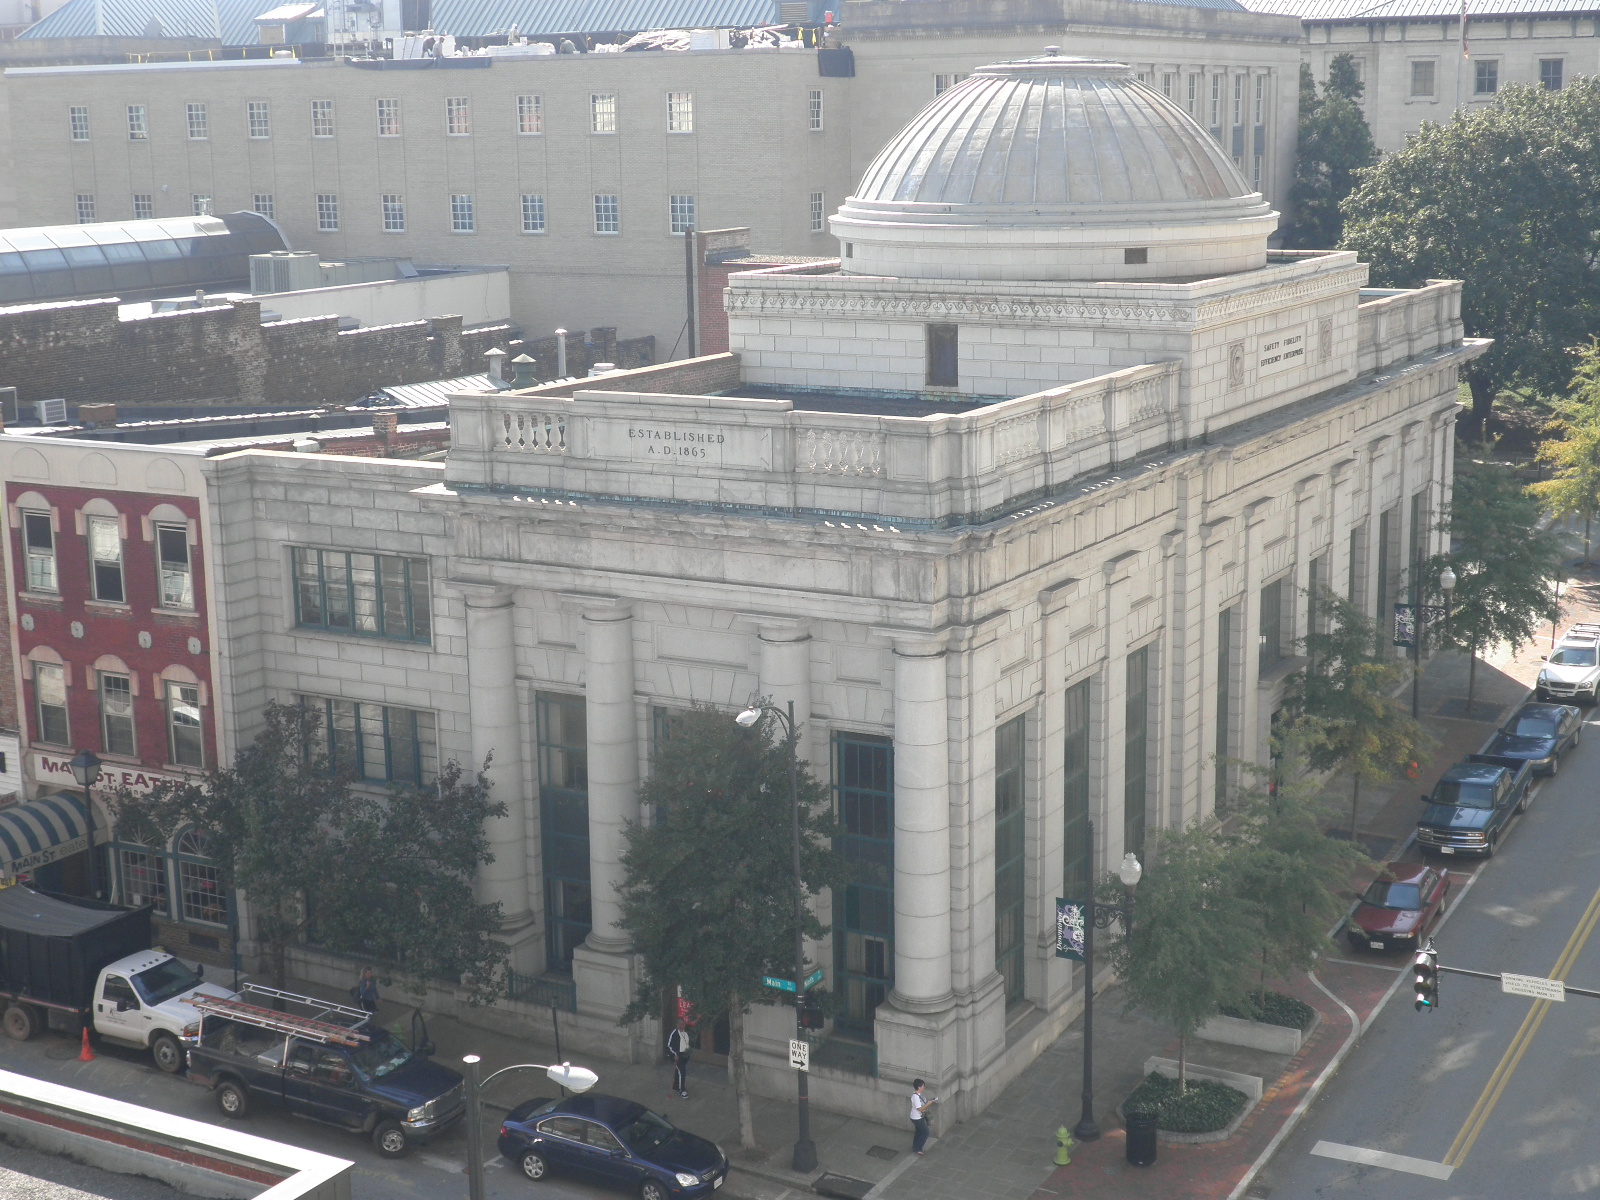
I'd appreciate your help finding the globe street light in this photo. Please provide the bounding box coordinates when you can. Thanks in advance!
[1071,819,1141,1143]
[735,699,817,1174]
[67,749,102,897]
[463,1055,598,1200]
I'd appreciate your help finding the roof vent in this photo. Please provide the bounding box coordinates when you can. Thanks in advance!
[36,399,67,425]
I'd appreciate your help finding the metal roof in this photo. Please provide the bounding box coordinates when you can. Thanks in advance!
[378,373,495,407]
[429,0,780,36]
[1241,0,1600,18]
[20,0,267,45]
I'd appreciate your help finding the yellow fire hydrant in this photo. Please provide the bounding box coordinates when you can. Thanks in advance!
[1054,1126,1075,1166]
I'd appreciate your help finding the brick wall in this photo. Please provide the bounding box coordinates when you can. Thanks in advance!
[221,424,452,459]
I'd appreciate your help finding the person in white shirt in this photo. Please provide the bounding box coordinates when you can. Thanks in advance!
[910,1078,937,1154]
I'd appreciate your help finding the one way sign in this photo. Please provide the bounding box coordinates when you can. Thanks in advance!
[789,1039,810,1071]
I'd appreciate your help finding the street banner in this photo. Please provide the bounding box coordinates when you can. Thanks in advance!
[1056,897,1086,962]
[1394,603,1417,648]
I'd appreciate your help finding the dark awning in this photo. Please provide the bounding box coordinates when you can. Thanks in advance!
[0,792,91,879]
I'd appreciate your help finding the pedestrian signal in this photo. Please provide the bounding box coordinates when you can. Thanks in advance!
[1413,945,1439,1011]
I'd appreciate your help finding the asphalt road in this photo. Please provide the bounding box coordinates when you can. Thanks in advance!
[1260,718,1600,1198]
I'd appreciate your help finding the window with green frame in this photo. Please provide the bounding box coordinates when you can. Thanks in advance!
[298,695,437,784]
[1062,679,1091,903]
[994,714,1026,1004]
[538,693,590,973]
[292,547,431,642]
[833,732,893,1041]
[1125,647,1152,861]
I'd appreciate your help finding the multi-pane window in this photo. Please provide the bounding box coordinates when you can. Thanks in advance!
[810,190,825,233]
[311,98,335,137]
[381,194,405,232]
[100,673,135,757]
[517,93,542,134]
[88,515,125,603]
[376,97,401,136]
[590,92,617,133]
[23,511,56,593]
[117,843,168,914]
[1233,73,1244,126]
[191,194,212,217]
[1259,578,1285,672]
[34,663,68,745]
[1210,74,1222,129]
[1062,678,1090,902]
[1125,646,1151,861]
[133,193,154,220]
[834,732,893,1038]
[1215,608,1233,811]
[669,194,695,234]
[521,193,546,234]
[994,714,1026,1005]
[594,194,619,234]
[292,547,431,641]
[316,193,339,232]
[1541,58,1564,90]
[300,695,438,784]
[808,88,824,131]
[252,193,275,219]
[186,102,208,139]
[1411,60,1436,97]
[156,523,192,608]
[167,681,203,767]
[1187,73,1199,116]
[127,105,148,140]
[446,96,471,135]
[69,105,90,141]
[1162,72,1175,98]
[666,91,693,132]
[538,693,590,971]
[75,195,95,224]
[176,830,225,924]
[1255,73,1265,123]
[1474,60,1498,95]
[247,99,271,138]
[450,193,475,233]
[934,73,966,95]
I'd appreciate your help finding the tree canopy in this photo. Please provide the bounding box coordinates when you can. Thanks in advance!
[1340,77,1600,430]
[1285,56,1378,250]
[1530,339,1600,564]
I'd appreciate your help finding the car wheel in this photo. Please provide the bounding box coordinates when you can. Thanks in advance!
[641,1179,670,1200]
[1550,754,1561,778]
[3,1003,40,1042]
[215,1081,249,1119]
[1484,833,1498,858]
[373,1120,411,1158]
[151,1033,184,1074]
[520,1151,549,1181]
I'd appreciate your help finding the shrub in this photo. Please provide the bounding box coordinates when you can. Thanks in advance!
[1123,1072,1249,1134]
[1219,989,1316,1031]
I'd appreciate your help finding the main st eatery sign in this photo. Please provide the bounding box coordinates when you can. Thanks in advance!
[32,751,187,795]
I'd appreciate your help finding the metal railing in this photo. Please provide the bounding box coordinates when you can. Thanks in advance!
[507,971,578,1013]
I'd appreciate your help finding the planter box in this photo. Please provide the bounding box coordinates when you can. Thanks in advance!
[1119,1058,1265,1145]
[1196,1009,1319,1054]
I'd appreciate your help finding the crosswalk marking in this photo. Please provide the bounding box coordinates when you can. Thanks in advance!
[1311,1140,1454,1180]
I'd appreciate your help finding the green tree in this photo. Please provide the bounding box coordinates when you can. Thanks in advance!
[1426,458,1563,711]
[1282,589,1430,840]
[1285,55,1378,249]
[1529,340,1600,564]
[618,703,848,1150]
[1340,77,1600,434]
[110,701,510,1002]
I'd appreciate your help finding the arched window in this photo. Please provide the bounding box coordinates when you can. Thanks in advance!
[175,828,226,925]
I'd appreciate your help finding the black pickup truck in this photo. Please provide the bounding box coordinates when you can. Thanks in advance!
[1416,753,1537,859]
[185,985,464,1158]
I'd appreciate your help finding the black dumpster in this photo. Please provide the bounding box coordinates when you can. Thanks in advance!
[1125,1110,1159,1167]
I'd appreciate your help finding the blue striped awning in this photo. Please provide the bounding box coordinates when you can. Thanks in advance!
[0,793,92,879]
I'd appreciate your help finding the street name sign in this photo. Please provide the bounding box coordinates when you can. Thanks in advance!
[789,1039,809,1071]
[762,969,824,994]
[1502,972,1565,1001]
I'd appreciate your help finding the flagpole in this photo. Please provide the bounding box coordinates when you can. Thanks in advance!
[1456,0,1467,116]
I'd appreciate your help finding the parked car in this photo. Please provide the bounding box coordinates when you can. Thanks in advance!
[498,1093,728,1200]
[1485,702,1583,775]
[1416,754,1536,858]
[1537,623,1600,703]
[1347,863,1451,952]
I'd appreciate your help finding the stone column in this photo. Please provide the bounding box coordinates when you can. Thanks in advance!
[756,619,813,759]
[889,641,953,1007]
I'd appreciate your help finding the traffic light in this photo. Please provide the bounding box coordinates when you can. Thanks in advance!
[799,988,825,1030]
[1413,945,1439,1011]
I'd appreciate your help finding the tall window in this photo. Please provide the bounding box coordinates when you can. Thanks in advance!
[166,681,203,768]
[1063,679,1091,904]
[133,193,154,220]
[590,93,617,133]
[808,88,824,131]
[538,693,590,972]
[176,830,226,924]
[1255,72,1265,122]
[446,96,471,135]
[300,696,438,784]
[994,714,1026,1004]
[116,840,168,913]
[252,193,275,219]
[156,523,193,608]
[1259,578,1285,672]
[810,190,825,233]
[1348,525,1368,613]
[1210,75,1222,128]
[517,93,542,134]
[69,105,90,141]
[669,194,695,234]
[1233,73,1244,126]
[1187,73,1199,115]
[1411,60,1436,97]
[292,547,431,641]
[311,99,335,137]
[1124,646,1151,861]
[1377,506,1399,651]
[100,672,135,756]
[186,102,208,139]
[316,193,339,232]
[1215,609,1233,812]
[75,195,95,224]
[521,193,546,234]
[934,73,965,95]
[1540,58,1564,91]
[834,733,893,1039]
[926,323,958,387]
[1474,60,1498,95]
[377,97,401,136]
[127,105,148,141]
[191,195,212,217]
[88,515,125,603]
[34,663,68,745]
[1409,490,1426,600]
[247,100,271,138]
[450,193,475,233]
[381,194,405,232]
[666,90,693,132]
[594,194,619,234]
[24,511,56,592]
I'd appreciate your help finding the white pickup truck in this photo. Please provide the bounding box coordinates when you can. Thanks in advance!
[90,950,239,1072]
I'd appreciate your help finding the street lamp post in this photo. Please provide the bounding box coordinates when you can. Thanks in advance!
[1072,819,1142,1143]
[1409,567,1458,720]
[67,749,102,898]
[462,1056,598,1200]
[735,699,816,1174]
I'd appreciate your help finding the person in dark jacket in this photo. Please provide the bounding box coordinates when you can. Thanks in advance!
[355,967,380,1016]
[667,1019,692,1098]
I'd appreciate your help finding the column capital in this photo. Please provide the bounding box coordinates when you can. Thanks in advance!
[558,592,633,621]
[736,612,812,642]
[881,628,951,658]
[450,579,516,608]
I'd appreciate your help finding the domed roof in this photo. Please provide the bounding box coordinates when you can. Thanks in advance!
[832,56,1277,283]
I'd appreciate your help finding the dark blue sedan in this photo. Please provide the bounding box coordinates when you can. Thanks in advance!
[498,1093,727,1200]
[1485,702,1583,776]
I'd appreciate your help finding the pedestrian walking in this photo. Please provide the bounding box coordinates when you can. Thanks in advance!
[910,1079,938,1155]
[667,1018,692,1099]
[355,967,380,1016]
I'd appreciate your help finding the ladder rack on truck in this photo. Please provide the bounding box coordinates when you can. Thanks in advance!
[190,984,372,1047]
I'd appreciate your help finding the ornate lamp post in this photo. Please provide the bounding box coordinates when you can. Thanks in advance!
[463,1056,598,1200]
[735,699,817,1174]
[67,749,102,897]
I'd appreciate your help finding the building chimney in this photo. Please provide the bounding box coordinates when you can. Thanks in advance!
[292,437,321,454]
[554,328,568,379]
[484,347,507,387]
[373,411,399,457]
[78,403,118,428]
[512,353,536,387]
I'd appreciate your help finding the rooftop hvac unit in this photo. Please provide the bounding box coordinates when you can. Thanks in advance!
[689,27,729,49]
[36,398,68,425]
[250,251,323,295]
[776,2,809,23]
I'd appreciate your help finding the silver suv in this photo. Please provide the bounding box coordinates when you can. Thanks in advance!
[1538,624,1600,704]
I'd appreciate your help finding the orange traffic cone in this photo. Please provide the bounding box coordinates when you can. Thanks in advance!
[79,1028,94,1062]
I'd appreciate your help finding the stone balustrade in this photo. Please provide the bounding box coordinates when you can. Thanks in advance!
[1356,278,1464,378]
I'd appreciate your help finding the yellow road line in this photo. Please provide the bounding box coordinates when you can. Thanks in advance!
[1442,877,1600,1168]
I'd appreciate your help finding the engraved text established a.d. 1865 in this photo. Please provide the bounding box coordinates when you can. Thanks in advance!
[627,426,727,458]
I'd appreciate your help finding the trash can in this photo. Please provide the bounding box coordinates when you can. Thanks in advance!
[1125,1110,1159,1167]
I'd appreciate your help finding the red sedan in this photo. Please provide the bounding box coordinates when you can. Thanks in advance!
[1346,863,1451,953]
